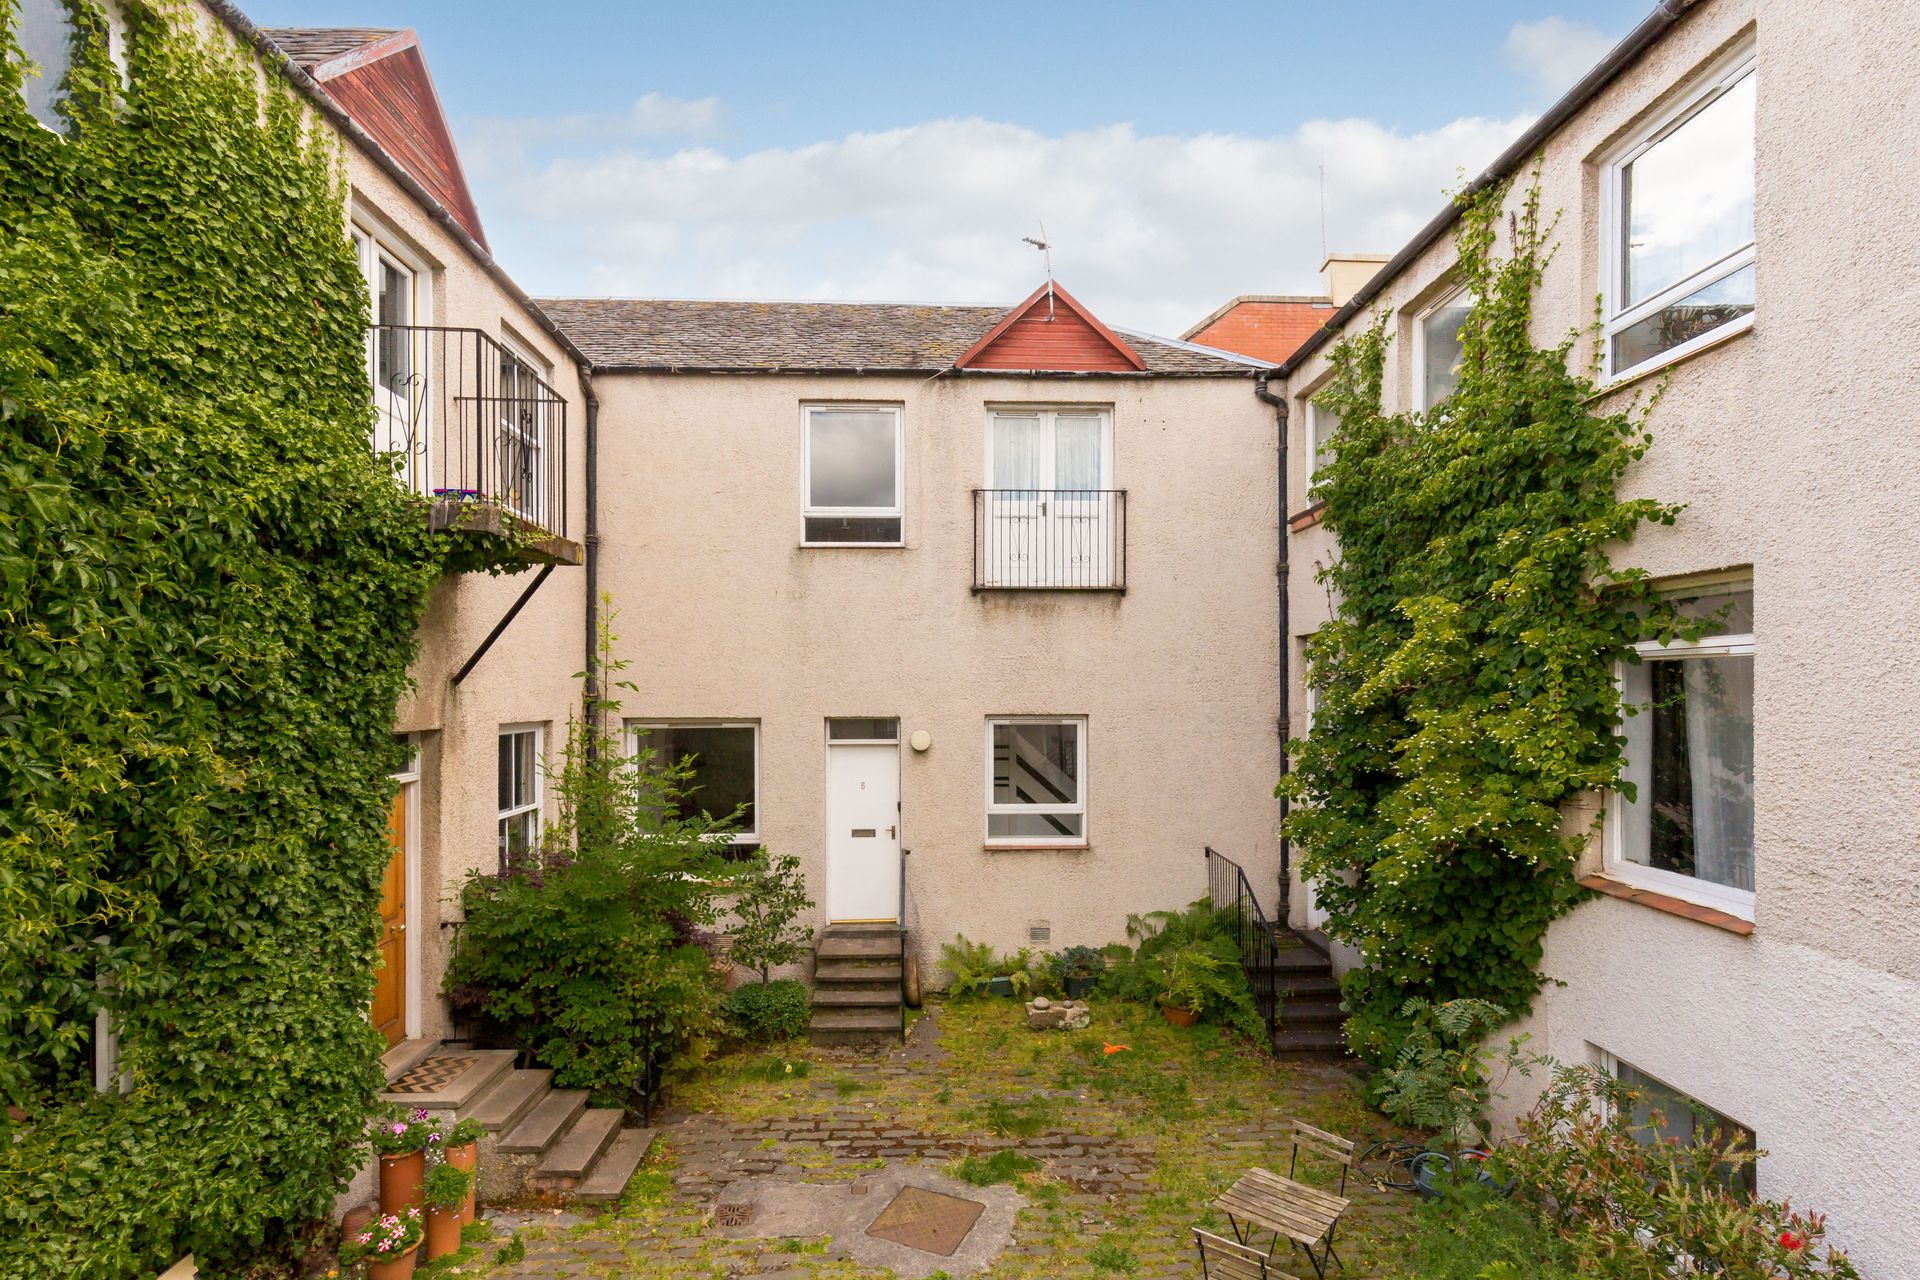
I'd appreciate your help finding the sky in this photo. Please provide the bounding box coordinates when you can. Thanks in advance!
[241,1,1652,336]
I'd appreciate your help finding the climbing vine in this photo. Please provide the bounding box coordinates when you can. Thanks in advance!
[1281,177,1690,1063]
[0,3,518,1274]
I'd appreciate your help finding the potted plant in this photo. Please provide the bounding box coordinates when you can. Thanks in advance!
[1159,942,1223,1028]
[371,1106,439,1216]
[339,1207,424,1280]
[421,1162,473,1261]
[1052,946,1105,1000]
[444,1116,484,1225]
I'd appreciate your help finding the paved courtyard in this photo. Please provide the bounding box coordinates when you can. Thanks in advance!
[460,1000,1419,1279]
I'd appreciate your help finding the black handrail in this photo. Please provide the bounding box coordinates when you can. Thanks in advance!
[898,848,911,1015]
[1205,846,1279,1042]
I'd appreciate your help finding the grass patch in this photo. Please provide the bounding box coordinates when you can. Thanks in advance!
[970,1093,1060,1138]
[739,1054,812,1083]
[1089,1239,1141,1273]
[831,1074,878,1096]
[953,1150,1041,1186]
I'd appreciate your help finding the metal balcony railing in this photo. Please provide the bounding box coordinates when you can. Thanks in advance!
[367,324,568,537]
[971,489,1127,592]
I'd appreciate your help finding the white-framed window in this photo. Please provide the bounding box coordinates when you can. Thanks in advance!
[827,717,899,744]
[986,716,1087,845]
[497,332,551,526]
[802,404,903,545]
[981,406,1118,589]
[352,223,430,489]
[1607,583,1754,917]
[629,721,760,841]
[1412,285,1472,409]
[986,406,1112,494]
[1304,394,1340,497]
[11,0,125,135]
[1599,1051,1757,1198]
[1602,45,1756,380]
[497,726,542,868]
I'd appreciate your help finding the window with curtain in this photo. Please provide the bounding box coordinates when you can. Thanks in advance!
[803,405,902,544]
[1605,48,1755,376]
[1418,288,1472,408]
[1612,587,1755,913]
[14,0,75,132]
[986,717,1086,843]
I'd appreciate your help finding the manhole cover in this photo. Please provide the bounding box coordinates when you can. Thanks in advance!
[388,1055,476,1094]
[713,1203,754,1227]
[865,1186,986,1257]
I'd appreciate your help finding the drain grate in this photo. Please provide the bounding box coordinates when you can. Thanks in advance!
[713,1203,754,1228]
[387,1055,476,1094]
[865,1186,986,1257]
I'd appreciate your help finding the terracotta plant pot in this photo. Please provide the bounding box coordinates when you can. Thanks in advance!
[446,1140,479,1225]
[366,1250,418,1280]
[1161,1003,1199,1028]
[377,1149,426,1217]
[424,1204,463,1260]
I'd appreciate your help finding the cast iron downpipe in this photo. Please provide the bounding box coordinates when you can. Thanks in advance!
[581,369,602,756]
[1254,370,1292,919]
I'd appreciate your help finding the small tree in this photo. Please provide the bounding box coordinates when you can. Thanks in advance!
[726,852,814,982]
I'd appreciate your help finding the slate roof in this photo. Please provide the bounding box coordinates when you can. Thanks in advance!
[537,298,1266,376]
[260,28,398,67]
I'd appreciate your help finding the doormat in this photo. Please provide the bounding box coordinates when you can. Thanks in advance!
[388,1055,476,1094]
[865,1186,986,1257]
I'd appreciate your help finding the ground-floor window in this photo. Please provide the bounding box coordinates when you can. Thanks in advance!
[630,721,760,842]
[1605,1052,1757,1198]
[986,716,1086,844]
[1609,584,1755,916]
[497,726,542,870]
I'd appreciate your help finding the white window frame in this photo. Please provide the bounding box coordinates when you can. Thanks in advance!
[14,0,126,136]
[982,405,1115,493]
[1411,284,1472,411]
[496,330,551,525]
[984,715,1088,848]
[497,725,543,860]
[352,220,432,492]
[628,720,761,843]
[800,403,905,547]
[1603,588,1756,919]
[1600,44,1757,383]
[1302,393,1336,498]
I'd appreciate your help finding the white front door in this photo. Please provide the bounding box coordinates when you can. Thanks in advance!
[826,742,900,922]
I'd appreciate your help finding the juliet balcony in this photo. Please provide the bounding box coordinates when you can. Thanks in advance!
[368,324,578,564]
[971,489,1128,592]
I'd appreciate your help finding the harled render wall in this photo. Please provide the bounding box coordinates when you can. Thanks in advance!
[590,370,1283,973]
[336,137,589,1043]
[1281,0,1920,1270]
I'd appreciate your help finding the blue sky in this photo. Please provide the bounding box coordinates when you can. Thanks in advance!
[243,1,1651,333]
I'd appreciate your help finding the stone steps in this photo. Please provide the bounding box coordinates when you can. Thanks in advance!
[575,1128,656,1203]
[498,1088,588,1155]
[530,1107,623,1189]
[378,1048,516,1116]
[1246,929,1353,1061]
[467,1068,552,1135]
[809,925,906,1047]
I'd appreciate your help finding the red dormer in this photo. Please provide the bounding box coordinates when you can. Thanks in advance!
[264,27,488,250]
[955,282,1146,373]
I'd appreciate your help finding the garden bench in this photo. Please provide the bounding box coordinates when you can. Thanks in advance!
[1211,1121,1355,1279]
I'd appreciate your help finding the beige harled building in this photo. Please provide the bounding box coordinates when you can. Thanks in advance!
[1273,0,1920,1270]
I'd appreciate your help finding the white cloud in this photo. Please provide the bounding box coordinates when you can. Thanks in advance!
[467,112,1532,337]
[460,92,719,182]
[1503,17,1615,101]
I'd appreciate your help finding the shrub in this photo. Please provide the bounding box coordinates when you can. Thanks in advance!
[721,979,812,1043]
[1373,998,1526,1156]
[422,1162,473,1211]
[1496,1064,1859,1278]
[725,852,815,981]
[1393,1179,1582,1280]
[1097,901,1265,1042]
[447,614,730,1111]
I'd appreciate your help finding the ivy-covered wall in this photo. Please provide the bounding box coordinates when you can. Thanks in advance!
[1280,181,1688,1062]
[0,3,509,1272]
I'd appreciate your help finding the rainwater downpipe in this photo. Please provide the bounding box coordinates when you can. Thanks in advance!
[581,368,602,756]
[1254,370,1292,920]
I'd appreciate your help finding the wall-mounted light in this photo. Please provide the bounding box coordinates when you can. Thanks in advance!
[909,730,932,753]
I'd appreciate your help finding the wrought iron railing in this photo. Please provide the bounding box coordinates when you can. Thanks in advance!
[1205,846,1279,1041]
[971,489,1126,591]
[367,324,569,537]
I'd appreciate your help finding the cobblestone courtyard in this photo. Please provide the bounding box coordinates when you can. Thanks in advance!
[457,1001,1419,1279]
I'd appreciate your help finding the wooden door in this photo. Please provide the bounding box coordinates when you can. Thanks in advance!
[371,787,408,1047]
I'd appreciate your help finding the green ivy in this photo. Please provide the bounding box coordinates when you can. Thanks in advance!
[0,3,521,1274]
[1280,177,1690,1063]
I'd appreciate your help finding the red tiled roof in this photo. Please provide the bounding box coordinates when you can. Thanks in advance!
[1181,296,1335,366]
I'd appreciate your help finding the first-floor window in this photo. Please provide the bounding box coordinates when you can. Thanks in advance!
[1607,1054,1757,1198]
[1304,396,1339,496]
[1610,585,1755,915]
[1416,286,1472,408]
[986,716,1086,844]
[630,721,759,841]
[497,727,542,868]
[803,405,903,544]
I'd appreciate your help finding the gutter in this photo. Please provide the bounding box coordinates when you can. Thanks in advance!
[1254,370,1292,918]
[1273,0,1692,380]
[199,0,593,375]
